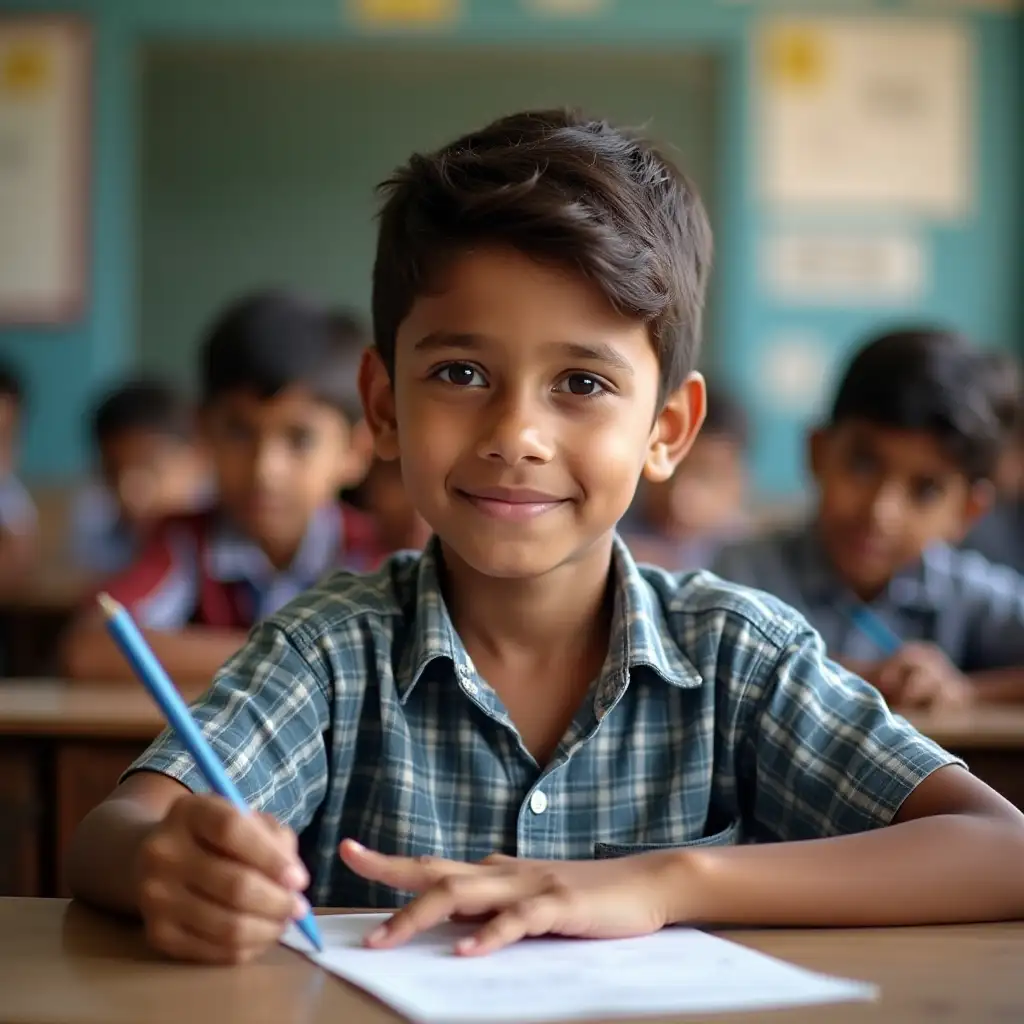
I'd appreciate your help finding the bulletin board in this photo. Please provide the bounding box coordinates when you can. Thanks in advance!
[0,17,90,325]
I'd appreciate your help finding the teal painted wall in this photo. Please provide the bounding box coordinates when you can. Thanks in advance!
[0,0,1020,499]
[138,45,719,387]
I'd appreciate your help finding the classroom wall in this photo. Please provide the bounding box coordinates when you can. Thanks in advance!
[0,0,1020,498]
[138,45,719,386]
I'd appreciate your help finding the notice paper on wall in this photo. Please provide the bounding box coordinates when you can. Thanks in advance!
[283,914,877,1022]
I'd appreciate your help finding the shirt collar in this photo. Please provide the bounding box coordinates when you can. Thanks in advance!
[205,505,340,587]
[395,534,703,704]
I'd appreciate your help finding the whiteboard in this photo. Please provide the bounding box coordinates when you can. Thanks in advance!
[0,17,89,324]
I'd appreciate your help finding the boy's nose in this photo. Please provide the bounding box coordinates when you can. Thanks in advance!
[475,396,554,466]
[866,483,904,530]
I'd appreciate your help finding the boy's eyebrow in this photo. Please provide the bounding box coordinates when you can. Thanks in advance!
[413,332,635,375]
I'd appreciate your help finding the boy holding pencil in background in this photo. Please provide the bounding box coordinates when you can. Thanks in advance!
[70,111,1024,964]
[62,290,378,684]
[714,329,1024,710]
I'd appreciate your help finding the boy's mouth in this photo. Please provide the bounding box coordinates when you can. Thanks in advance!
[456,486,568,521]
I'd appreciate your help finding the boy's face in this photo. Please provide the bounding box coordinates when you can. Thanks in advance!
[100,430,204,525]
[645,434,745,540]
[811,420,990,598]
[363,246,702,580]
[201,387,365,549]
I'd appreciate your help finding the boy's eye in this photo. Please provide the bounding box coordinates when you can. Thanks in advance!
[554,373,606,397]
[911,477,943,504]
[286,427,314,451]
[436,363,486,388]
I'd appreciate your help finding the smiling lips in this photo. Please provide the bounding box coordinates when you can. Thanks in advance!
[457,486,568,521]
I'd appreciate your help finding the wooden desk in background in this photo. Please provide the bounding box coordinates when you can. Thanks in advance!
[1,900,1022,1024]
[905,705,1024,809]
[0,682,163,898]
[0,566,95,677]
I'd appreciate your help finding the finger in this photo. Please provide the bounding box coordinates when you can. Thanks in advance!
[340,840,475,892]
[184,846,307,922]
[186,798,307,889]
[459,894,564,956]
[898,668,935,709]
[366,874,538,949]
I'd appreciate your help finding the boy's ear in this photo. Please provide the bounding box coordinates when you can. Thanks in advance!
[359,347,400,462]
[643,373,707,484]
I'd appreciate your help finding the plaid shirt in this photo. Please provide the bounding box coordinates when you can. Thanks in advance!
[127,536,957,907]
[712,523,1024,672]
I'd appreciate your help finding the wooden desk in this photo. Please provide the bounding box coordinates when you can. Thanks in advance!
[1,900,1022,1024]
[0,682,163,898]
[906,706,1024,809]
[0,566,95,676]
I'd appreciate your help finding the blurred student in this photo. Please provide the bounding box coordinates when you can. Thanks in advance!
[69,379,209,575]
[714,327,1024,710]
[62,290,379,683]
[0,363,36,591]
[625,381,747,569]
[961,351,1024,572]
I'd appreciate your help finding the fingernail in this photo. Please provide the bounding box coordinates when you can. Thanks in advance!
[456,936,477,953]
[285,864,308,889]
[346,840,366,854]
[293,895,310,920]
[366,924,389,945]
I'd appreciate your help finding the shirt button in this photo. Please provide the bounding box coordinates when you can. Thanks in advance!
[529,789,548,815]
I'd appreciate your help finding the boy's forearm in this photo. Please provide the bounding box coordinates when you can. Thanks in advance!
[668,813,1024,928]
[969,668,1024,704]
[62,622,247,685]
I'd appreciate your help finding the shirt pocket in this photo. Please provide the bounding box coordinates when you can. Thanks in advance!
[593,820,741,859]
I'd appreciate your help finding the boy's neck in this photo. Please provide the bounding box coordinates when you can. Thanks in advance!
[439,535,616,670]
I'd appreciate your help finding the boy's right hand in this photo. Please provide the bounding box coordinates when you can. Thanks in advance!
[135,794,310,964]
[867,643,974,711]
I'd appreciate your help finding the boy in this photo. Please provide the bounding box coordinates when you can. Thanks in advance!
[625,380,747,569]
[69,112,1024,964]
[713,328,1024,710]
[69,379,209,575]
[61,290,378,684]
[351,456,431,554]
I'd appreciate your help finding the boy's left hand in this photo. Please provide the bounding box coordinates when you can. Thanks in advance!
[872,642,975,710]
[338,839,680,955]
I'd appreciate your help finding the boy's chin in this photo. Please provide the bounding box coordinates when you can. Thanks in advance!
[440,535,600,582]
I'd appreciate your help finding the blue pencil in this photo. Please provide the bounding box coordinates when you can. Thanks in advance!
[97,592,324,953]
[847,604,902,657]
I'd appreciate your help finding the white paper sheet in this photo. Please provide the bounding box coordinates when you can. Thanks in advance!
[283,914,877,1022]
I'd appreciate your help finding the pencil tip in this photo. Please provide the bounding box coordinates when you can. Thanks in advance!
[96,592,120,618]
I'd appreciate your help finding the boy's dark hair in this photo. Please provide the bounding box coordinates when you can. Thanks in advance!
[0,362,24,407]
[701,381,748,448]
[828,327,1004,482]
[372,109,712,403]
[92,379,192,447]
[201,290,365,422]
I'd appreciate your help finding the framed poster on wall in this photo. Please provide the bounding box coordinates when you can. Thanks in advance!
[0,17,90,325]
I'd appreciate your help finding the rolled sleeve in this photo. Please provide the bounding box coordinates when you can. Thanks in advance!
[123,619,332,832]
[743,624,962,841]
